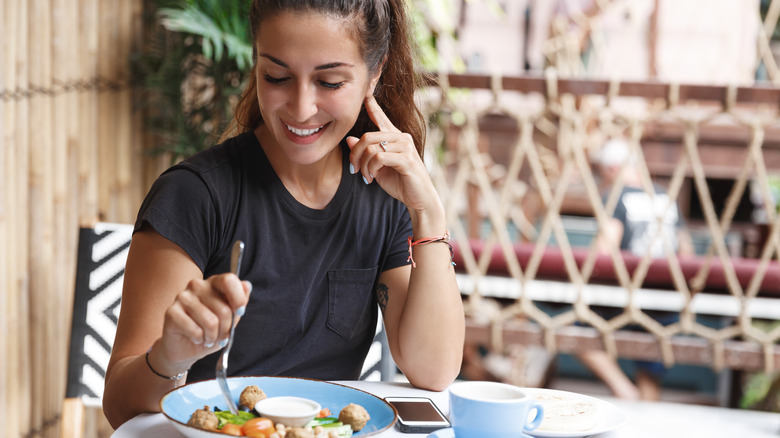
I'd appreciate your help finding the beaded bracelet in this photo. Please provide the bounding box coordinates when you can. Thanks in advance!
[407,230,456,268]
[146,347,189,383]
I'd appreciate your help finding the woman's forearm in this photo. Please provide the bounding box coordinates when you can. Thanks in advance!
[103,343,188,428]
[395,206,465,390]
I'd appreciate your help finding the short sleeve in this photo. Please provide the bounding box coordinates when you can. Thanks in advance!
[134,168,218,272]
[381,207,413,272]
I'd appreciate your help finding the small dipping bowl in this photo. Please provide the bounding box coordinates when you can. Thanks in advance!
[254,396,321,427]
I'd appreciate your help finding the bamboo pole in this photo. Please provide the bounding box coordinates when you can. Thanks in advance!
[3,0,21,435]
[28,0,55,436]
[98,0,119,221]
[131,0,147,218]
[0,0,8,434]
[79,0,99,227]
[52,0,79,436]
[117,0,134,222]
[13,0,31,437]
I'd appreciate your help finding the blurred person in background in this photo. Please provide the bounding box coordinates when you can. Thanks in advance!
[577,137,693,401]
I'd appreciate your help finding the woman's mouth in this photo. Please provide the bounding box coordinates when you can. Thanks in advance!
[283,122,329,145]
[285,123,326,137]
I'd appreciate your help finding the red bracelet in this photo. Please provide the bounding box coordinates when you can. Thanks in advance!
[407,231,456,268]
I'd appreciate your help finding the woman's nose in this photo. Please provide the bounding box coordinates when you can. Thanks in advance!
[288,83,318,121]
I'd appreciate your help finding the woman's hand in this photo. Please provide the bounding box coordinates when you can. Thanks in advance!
[153,274,252,376]
[346,96,441,215]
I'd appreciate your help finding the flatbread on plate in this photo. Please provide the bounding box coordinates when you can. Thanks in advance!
[530,392,599,432]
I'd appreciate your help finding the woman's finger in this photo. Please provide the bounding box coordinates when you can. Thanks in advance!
[211,273,249,315]
[365,96,400,133]
[165,298,206,346]
[171,288,222,347]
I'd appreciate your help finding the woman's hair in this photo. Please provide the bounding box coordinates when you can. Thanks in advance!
[219,0,427,158]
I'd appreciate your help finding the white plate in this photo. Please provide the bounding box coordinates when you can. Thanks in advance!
[523,388,627,438]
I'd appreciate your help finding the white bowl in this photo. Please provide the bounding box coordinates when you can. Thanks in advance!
[254,396,321,427]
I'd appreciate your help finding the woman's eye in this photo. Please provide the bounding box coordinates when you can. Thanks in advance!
[263,74,288,85]
[320,81,345,89]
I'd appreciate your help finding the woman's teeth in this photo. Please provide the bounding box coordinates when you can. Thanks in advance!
[286,124,324,137]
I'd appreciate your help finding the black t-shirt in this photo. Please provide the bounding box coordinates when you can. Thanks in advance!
[134,131,412,382]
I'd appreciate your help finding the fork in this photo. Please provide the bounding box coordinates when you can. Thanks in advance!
[216,240,244,415]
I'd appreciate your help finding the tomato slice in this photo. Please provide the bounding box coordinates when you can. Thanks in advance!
[241,417,275,438]
[220,423,243,436]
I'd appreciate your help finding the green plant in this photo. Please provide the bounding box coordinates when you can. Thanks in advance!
[739,319,780,412]
[136,0,252,163]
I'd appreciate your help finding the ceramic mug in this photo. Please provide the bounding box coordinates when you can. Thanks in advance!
[447,381,544,438]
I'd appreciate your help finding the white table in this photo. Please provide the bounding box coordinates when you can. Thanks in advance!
[111,380,780,438]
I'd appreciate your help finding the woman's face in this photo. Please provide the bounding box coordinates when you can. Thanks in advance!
[254,11,379,166]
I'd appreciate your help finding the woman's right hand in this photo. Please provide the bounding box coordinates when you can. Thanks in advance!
[151,273,252,377]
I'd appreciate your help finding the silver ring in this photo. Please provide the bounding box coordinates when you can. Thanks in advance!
[379,140,388,152]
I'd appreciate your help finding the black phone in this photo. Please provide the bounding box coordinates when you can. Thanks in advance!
[384,396,450,433]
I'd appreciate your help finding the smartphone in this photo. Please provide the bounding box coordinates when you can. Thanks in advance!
[384,396,450,433]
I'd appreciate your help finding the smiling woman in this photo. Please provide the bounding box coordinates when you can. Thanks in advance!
[102,0,464,430]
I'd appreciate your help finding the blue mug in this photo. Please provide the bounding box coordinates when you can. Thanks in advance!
[448,381,544,438]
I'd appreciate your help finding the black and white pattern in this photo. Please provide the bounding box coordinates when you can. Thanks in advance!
[66,223,133,403]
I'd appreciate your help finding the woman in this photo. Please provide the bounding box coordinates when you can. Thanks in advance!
[103,0,464,428]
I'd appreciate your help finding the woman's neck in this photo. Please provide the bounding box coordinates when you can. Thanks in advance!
[254,126,343,210]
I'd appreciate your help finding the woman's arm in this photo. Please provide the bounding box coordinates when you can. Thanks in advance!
[102,229,250,428]
[348,96,464,391]
[379,202,465,391]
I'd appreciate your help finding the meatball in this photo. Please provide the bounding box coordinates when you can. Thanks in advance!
[187,405,218,431]
[285,427,314,438]
[239,385,267,410]
[338,403,370,432]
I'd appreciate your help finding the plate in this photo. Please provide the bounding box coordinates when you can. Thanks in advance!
[522,388,627,438]
[160,376,397,437]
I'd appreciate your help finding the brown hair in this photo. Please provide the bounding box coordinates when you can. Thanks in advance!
[219,0,427,158]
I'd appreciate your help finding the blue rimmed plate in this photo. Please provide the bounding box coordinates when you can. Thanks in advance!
[160,376,397,437]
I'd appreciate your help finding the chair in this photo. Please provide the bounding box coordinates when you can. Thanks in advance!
[360,317,397,382]
[62,223,396,437]
[62,223,133,438]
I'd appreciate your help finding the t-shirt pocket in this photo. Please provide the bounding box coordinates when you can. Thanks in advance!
[326,267,378,341]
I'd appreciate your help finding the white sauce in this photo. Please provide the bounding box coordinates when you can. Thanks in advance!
[256,397,318,417]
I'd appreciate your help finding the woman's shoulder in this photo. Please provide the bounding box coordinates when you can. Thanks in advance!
[174,131,260,176]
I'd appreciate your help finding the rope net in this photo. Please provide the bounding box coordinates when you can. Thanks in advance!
[420,69,780,381]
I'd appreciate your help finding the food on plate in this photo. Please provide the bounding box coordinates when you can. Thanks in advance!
[241,417,275,437]
[254,396,321,427]
[240,385,268,410]
[188,405,219,431]
[185,384,366,436]
[220,423,243,436]
[286,427,315,438]
[531,392,599,432]
[338,403,370,432]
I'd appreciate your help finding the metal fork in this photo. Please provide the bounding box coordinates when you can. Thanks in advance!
[216,240,244,415]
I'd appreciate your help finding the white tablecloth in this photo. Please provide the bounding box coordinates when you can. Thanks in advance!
[111,380,780,438]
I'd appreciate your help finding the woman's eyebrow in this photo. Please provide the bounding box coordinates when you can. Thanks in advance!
[259,53,353,70]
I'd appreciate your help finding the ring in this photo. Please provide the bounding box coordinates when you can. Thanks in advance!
[379,140,388,152]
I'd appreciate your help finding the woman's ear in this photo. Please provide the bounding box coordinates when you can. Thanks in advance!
[367,75,381,98]
[366,57,387,98]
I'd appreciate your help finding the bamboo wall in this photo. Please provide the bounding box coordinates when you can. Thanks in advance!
[1,1,166,437]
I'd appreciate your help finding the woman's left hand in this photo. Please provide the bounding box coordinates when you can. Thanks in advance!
[346,96,439,213]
